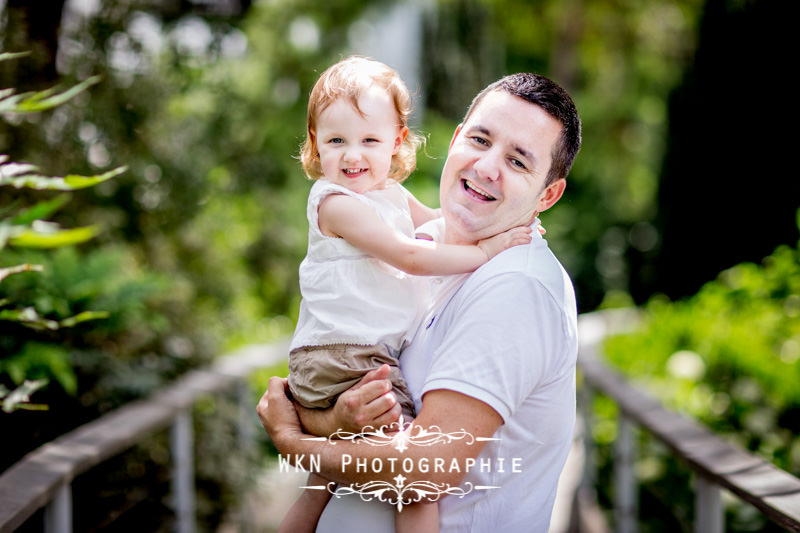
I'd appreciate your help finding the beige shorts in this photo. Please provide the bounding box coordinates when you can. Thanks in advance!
[288,343,415,419]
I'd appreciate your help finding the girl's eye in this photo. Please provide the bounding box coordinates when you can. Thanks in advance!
[329,138,343,144]
[364,138,380,143]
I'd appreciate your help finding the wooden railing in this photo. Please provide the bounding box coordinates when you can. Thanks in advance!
[3,312,800,532]
[0,340,289,533]
[577,310,800,533]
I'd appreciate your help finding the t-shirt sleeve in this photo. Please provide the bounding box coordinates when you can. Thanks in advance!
[421,271,566,422]
[415,217,445,242]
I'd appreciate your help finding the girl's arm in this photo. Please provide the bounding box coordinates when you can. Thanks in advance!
[318,193,531,276]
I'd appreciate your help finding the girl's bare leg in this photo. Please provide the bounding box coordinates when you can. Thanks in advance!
[278,472,332,533]
[395,501,439,533]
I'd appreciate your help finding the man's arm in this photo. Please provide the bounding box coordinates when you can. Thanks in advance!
[258,376,503,488]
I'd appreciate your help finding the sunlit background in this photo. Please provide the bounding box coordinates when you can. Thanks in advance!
[1,0,797,531]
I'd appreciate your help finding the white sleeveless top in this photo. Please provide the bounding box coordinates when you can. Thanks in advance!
[289,179,425,354]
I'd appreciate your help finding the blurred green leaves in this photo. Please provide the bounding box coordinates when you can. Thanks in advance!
[0,378,48,413]
[0,53,127,413]
[0,157,126,191]
[599,218,800,530]
[0,76,103,114]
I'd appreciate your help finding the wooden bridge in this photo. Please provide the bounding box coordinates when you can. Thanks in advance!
[1,311,799,532]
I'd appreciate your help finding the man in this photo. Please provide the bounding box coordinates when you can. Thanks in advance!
[258,72,581,532]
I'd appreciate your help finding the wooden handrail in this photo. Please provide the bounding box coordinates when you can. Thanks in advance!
[577,310,800,532]
[0,341,289,533]
[4,311,800,532]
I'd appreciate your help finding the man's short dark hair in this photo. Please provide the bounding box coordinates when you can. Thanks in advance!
[464,73,581,185]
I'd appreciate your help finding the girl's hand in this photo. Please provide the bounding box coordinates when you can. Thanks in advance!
[477,226,533,259]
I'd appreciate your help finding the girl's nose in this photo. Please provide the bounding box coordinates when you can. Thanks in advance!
[343,147,362,163]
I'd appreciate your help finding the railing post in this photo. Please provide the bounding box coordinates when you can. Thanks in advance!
[695,474,723,533]
[44,483,72,533]
[614,414,637,533]
[580,384,596,492]
[171,409,196,533]
[235,379,256,533]
[237,379,254,448]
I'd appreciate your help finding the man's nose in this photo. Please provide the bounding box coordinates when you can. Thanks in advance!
[473,149,501,181]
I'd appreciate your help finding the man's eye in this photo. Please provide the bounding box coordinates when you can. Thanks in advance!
[471,136,489,146]
[510,158,527,170]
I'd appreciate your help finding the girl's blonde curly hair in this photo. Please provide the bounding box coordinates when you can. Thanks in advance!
[300,56,422,183]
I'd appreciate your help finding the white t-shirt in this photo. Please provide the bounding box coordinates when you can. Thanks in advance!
[290,179,426,353]
[316,225,578,532]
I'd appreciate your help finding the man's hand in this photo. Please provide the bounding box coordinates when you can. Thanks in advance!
[296,364,402,436]
[256,376,304,452]
[257,365,402,445]
[335,364,402,432]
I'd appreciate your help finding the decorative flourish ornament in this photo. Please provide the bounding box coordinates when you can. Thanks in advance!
[304,415,484,452]
[329,476,499,511]
[300,416,502,511]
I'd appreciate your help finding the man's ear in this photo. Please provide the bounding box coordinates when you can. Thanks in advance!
[537,179,566,214]
[448,124,463,151]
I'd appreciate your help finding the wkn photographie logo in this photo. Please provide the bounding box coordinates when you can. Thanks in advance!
[277,417,523,511]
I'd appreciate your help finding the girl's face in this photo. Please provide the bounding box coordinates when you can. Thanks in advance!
[314,86,407,194]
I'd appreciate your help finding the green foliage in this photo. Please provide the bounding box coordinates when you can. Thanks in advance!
[0,156,124,191]
[5,0,792,528]
[0,53,127,413]
[0,378,47,413]
[0,244,178,398]
[421,0,706,309]
[1,342,76,394]
[0,1,375,527]
[0,52,102,113]
[597,222,800,531]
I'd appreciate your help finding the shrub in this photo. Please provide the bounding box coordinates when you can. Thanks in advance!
[596,212,800,531]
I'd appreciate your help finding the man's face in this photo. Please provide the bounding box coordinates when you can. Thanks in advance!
[439,89,565,244]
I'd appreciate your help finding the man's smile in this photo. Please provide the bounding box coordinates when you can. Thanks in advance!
[462,179,496,201]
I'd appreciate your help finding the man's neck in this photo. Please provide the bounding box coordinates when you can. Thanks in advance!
[442,217,541,245]
[443,227,478,246]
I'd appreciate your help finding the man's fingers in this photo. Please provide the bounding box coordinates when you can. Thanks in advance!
[353,364,392,390]
[267,376,289,404]
[374,401,403,428]
[357,376,394,402]
[256,391,269,421]
[360,401,402,431]
[257,376,291,428]
[335,364,400,431]
[356,366,397,419]
[269,375,289,391]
